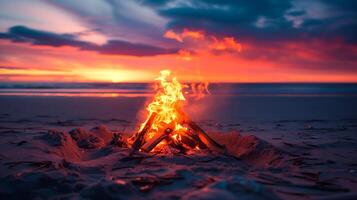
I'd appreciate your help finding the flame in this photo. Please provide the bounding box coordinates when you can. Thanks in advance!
[132,70,211,152]
[139,70,188,143]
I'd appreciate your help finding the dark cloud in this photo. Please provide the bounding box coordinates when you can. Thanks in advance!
[3,26,88,47]
[0,26,177,56]
[139,0,169,7]
[158,0,291,23]
[45,0,357,45]
[157,0,293,41]
[324,0,357,12]
[154,0,357,43]
[83,40,177,56]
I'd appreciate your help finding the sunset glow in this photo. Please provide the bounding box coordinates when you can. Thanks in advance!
[0,0,356,83]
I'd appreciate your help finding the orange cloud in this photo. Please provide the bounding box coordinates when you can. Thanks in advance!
[164,28,242,61]
[163,29,205,42]
[1,35,357,83]
[163,30,183,42]
[177,49,193,61]
[181,29,205,40]
[210,37,242,52]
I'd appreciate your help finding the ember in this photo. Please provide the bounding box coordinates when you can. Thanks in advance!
[129,70,224,154]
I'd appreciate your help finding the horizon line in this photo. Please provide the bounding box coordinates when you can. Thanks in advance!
[1,81,357,84]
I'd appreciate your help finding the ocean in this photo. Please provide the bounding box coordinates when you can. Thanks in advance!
[1,83,357,127]
[0,82,357,97]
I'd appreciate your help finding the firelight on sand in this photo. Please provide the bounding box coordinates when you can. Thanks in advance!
[128,70,224,153]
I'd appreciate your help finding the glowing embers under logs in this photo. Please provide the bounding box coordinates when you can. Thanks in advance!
[128,70,224,154]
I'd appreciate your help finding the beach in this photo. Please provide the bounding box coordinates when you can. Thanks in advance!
[1,84,357,199]
[1,0,357,199]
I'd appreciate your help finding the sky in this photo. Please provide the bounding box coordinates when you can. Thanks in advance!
[0,0,356,83]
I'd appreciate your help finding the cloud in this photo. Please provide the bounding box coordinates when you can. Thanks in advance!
[177,49,193,61]
[163,29,204,42]
[156,0,357,44]
[1,0,356,82]
[1,26,88,47]
[163,29,241,56]
[210,37,241,52]
[163,29,183,42]
[83,40,177,56]
[47,0,168,44]
[0,26,178,56]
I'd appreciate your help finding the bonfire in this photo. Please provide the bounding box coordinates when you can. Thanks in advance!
[128,70,224,154]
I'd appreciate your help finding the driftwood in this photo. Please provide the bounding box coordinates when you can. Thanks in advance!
[187,130,208,149]
[130,113,157,154]
[129,108,224,154]
[176,130,207,150]
[186,119,225,153]
[165,131,196,153]
[178,131,197,148]
[141,128,172,152]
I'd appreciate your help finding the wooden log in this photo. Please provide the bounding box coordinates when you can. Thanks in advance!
[186,119,225,153]
[166,137,187,153]
[141,128,172,152]
[187,129,208,149]
[179,131,198,148]
[165,132,195,153]
[130,113,157,154]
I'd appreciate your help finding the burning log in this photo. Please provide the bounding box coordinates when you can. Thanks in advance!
[186,119,225,154]
[184,129,208,149]
[141,128,172,152]
[130,113,157,154]
[165,131,198,153]
[178,131,198,149]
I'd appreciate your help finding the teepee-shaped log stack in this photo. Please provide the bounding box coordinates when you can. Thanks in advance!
[129,70,224,154]
[130,112,224,154]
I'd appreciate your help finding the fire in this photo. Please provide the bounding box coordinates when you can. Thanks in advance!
[139,70,188,144]
[129,69,224,154]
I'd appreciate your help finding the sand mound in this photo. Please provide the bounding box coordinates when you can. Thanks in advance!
[38,127,283,168]
[69,128,105,149]
[69,125,114,149]
[210,130,284,167]
[37,130,82,161]
[90,125,114,144]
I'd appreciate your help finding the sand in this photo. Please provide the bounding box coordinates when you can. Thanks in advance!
[0,95,357,199]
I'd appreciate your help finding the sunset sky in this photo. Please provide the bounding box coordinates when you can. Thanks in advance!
[0,0,356,82]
